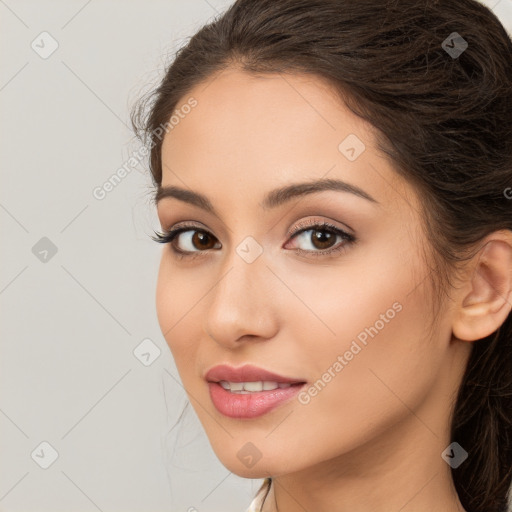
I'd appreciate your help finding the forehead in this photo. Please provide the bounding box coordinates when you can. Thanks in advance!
[159,68,417,218]
[162,67,372,164]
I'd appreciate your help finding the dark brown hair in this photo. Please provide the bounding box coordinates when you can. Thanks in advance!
[131,1,512,511]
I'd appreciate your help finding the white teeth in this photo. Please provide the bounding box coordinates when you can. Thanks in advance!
[218,381,294,393]
[229,382,244,392]
[244,381,263,392]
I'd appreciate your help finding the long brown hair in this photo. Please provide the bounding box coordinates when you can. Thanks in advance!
[131,1,512,510]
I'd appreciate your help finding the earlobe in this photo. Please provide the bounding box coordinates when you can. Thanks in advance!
[452,232,512,342]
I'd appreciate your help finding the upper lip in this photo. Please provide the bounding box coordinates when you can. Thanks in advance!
[205,364,306,384]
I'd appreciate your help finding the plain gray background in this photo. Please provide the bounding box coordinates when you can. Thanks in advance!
[1,1,511,511]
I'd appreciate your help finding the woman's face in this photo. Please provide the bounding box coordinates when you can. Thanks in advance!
[155,68,467,478]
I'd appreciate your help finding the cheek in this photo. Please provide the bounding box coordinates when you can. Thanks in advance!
[294,301,438,468]
[283,241,438,419]
[291,264,440,455]
[273,229,424,362]
[156,252,204,334]
[155,254,203,378]
[155,254,176,340]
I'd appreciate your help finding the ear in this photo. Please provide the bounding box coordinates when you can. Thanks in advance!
[452,230,512,342]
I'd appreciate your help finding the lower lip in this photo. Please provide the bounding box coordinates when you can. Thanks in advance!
[207,382,306,419]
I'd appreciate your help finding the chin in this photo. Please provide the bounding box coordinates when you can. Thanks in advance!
[217,448,302,479]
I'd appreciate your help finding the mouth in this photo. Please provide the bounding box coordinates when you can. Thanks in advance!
[204,364,307,418]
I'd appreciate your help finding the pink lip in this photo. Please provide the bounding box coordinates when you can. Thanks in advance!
[205,364,305,384]
[205,364,307,419]
[207,382,306,418]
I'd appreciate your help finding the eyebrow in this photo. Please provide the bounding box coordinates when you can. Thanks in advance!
[155,178,378,213]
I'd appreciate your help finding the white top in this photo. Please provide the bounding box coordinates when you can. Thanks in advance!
[245,479,272,512]
[245,492,265,512]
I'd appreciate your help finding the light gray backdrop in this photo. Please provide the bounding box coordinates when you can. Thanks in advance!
[1,1,511,511]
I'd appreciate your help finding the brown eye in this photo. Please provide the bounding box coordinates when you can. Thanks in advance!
[173,229,221,252]
[188,231,217,250]
[287,221,356,257]
[309,229,337,250]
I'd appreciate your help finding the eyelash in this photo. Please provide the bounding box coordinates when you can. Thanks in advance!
[151,220,356,260]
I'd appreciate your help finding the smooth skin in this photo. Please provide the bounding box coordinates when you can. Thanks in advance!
[155,68,512,512]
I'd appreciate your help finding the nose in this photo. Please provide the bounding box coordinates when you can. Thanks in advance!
[204,255,279,348]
